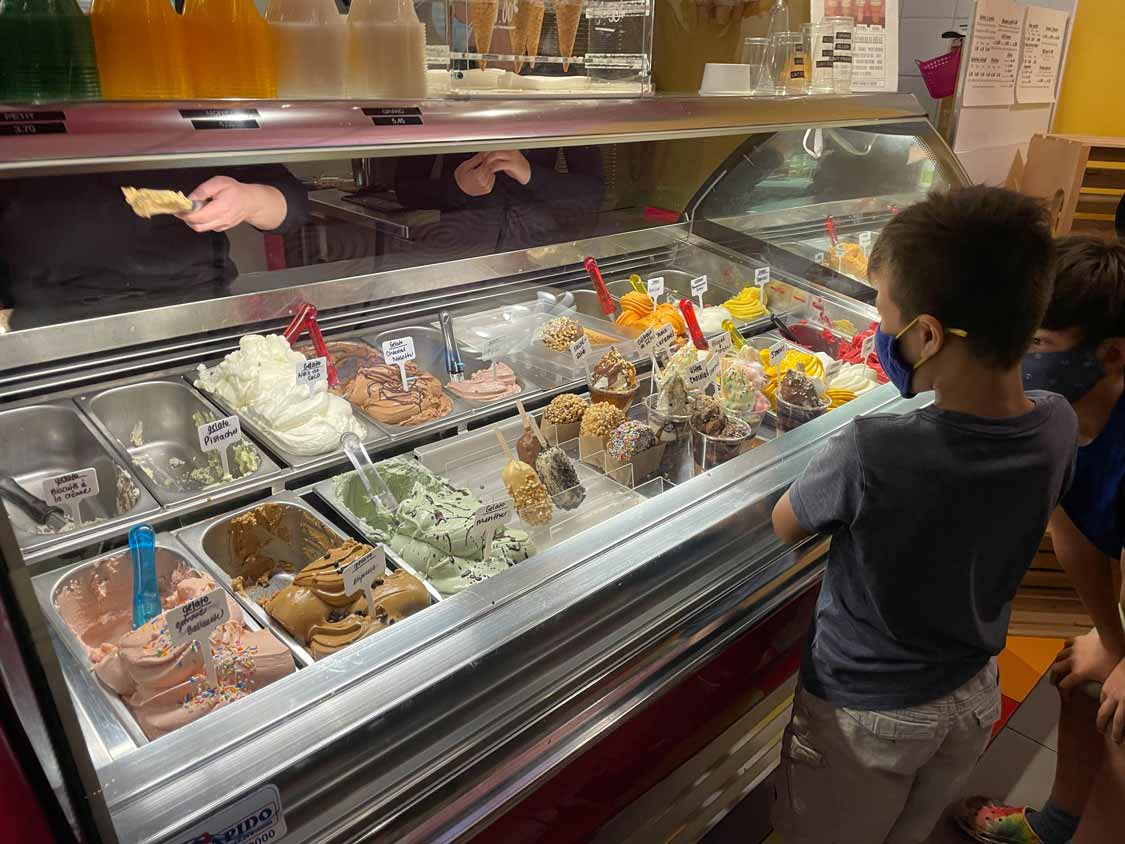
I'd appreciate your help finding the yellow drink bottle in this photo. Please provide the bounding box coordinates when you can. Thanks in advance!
[183,0,277,98]
[90,0,191,99]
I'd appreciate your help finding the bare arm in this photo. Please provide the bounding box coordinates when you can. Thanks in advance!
[1052,507,1125,657]
[773,490,814,545]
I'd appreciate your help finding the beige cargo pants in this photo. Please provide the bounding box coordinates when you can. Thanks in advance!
[771,659,1001,844]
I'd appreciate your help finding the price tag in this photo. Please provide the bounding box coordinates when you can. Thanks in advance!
[179,108,259,130]
[634,326,658,355]
[295,356,327,387]
[754,266,770,289]
[646,276,665,298]
[363,106,424,126]
[690,275,708,298]
[710,330,733,356]
[686,358,713,390]
[824,359,842,381]
[858,231,873,252]
[472,500,513,547]
[768,340,786,368]
[342,546,387,619]
[166,588,231,684]
[382,336,417,391]
[571,335,592,367]
[198,415,242,453]
[43,468,99,524]
[654,324,677,352]
[861,334,876,360]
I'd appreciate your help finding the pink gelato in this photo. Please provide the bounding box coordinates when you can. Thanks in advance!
[445,362,522,402]
[55,553,294,739]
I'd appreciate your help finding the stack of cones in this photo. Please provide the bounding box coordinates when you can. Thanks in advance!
[512,0,546,72]
[470,0,500,67]
[554,0,585,72]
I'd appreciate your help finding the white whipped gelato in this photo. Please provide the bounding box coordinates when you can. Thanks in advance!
[827,362,879,395]
[195,334,364,456]
[698,306,732,335]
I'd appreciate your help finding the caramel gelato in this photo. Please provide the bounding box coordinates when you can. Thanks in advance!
[341,362,454,427]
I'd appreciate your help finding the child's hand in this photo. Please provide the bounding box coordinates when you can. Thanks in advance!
[1052,630,1123,693]
[1095,660,1125,742]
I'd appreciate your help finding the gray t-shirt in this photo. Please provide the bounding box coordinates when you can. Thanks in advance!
[791,392,1077,710]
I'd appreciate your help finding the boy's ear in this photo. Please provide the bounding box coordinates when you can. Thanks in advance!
[1099,338,1125,374]
[916,314,945,354]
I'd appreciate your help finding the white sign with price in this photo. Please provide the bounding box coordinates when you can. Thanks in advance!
[646,276,665,299]
[197,415,242,478]
[768,340,786,367]
[43,468,99,524]
[342,546,387,619]
[472,500,512,547]
[166,588,230,684]
[570,335,591,367]
[295,356,327,387]
[382,336,417,391]
[754,266,770,289]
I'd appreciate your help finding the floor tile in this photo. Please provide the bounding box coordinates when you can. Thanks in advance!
[994,694,1021,736]
[963,728,1058,810]
[1007,674,1061,751]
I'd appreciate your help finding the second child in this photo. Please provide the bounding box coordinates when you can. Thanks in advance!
[770,186,1078,844]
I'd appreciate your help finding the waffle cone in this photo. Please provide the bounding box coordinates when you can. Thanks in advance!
[470,0,500,65]
[555,0,583,71]
[524,2,546,68]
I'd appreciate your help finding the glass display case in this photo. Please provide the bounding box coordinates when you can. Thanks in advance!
[0,93,967,844]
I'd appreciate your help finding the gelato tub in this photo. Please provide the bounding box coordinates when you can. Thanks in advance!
[80,379,281,505]
[0,401,158,554]
[37,537,295,744]
[175,493,436,663]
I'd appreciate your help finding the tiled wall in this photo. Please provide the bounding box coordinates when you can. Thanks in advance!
[899,0,972,121]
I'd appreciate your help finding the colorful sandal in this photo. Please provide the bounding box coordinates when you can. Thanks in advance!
[954,797,1043,843]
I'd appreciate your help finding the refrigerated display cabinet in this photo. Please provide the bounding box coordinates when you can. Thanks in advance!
[0,94,967,844]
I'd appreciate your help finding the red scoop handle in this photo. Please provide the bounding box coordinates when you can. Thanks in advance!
[678,299,708,351]
[304,312,338,387]
[584,256,615,316]
[825,215,838,246]
[283,303,315,344]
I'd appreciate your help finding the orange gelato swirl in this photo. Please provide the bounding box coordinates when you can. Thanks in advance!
[615,291,687,337]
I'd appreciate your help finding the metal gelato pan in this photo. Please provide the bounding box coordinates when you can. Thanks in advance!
[30,534,282,755]
[175,493,437,666]
[78,379,282,506]
[0,401,159,555]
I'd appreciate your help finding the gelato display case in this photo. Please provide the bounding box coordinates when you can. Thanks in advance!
[0,94,966,844]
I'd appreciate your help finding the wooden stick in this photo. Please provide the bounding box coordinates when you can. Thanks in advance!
[494,428,515,460]
[515,400,549,447]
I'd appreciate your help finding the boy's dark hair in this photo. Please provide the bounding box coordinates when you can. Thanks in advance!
[1042,234,1125,345]
[869,185,1053,368]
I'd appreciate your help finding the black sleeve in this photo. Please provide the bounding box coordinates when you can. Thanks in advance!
[224,164,311,235]
[395,154,500,211]
[519,147,605,212]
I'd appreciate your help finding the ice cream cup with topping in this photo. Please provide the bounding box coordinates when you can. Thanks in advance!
[775,394,831,432]
[643,394,694,484]
[691,416,754,474]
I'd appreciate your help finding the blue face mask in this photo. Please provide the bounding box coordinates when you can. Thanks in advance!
[874,317,969,399]
[1022,345,1104,402]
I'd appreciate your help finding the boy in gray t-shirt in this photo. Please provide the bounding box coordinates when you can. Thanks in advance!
[770,186,1078,844]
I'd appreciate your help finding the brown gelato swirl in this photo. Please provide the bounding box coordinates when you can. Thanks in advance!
[341,362,454,427]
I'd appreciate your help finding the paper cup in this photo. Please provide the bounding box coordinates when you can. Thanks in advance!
[699,63,753,95]
[603,442,667,487]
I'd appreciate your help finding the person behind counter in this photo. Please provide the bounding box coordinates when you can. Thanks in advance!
[0,165,310,331]
[393,147,605,260]
[769,186,1077,844]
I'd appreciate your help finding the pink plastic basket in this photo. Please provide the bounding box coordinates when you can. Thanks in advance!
[916,47,962,99]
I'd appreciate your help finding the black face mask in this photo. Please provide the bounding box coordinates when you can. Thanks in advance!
[1022,345,1104,403]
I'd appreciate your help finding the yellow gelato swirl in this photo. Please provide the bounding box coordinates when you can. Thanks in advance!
[722,287,770,321]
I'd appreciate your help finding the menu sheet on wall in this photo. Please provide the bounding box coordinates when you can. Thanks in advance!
[811,0,900,92]
[963,0,1024,107]
[1016,5,1069,104]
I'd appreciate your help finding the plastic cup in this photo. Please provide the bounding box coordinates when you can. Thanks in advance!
[643,394,694,484]
[699,63,753,95]
[775,394,831,432]
[692,416,754,473]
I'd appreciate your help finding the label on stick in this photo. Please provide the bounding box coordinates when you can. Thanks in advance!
[686,357,714,390]
[43,468,99,507]
[768,340,786,367]
[654,324,677,352]
[295,356,327,387]
[381,336,416,365]
[861,334,876,361]
[198,416,242,453]
[859,231,873,252]
[690,275,709,298]
[754,266,770,289]
[473,501,513,546]
[709,331,733,356]
[646,276,665,298]
[342,547,387,596]
[571,335,592,366]
[634,326,658,355]
[165,588,230,683]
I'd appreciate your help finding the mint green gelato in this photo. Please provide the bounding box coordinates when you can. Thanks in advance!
[332,457,535,597]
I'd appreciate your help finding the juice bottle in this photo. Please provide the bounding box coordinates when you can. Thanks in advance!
[0,0,100,102]
[347,0,426,100]
[90,0,191,99]
[265,0,346,99]
[183,0,277,99]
